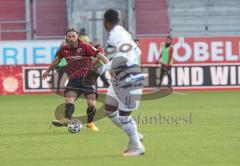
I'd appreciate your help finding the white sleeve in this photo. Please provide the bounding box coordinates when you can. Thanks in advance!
[108,33,120,48]
[98,61,112,75]
[99,52,127,74]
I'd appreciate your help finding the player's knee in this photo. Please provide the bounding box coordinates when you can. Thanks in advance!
[86,94,96,107]
[65,97,75,103]
[87,100,96,108]
[65,90,78,99]
[105,103,118,112]
[104,110,118,119]
[119,110,131,116]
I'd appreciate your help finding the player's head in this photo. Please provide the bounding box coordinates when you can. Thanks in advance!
[165,35,172,47]
[65,28,79,48]
[104,9,120,32]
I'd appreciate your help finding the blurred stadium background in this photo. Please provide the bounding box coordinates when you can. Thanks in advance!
[0,0,240,166]
[0,0,240,94]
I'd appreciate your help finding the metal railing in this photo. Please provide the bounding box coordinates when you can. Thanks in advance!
[0,20,30,40]
[0,0,31,40]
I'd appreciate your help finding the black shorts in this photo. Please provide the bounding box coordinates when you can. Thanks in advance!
[64,78,97,98]
[161,65,171,75]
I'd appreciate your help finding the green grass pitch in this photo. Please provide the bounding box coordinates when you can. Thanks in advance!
[0,91,239,166]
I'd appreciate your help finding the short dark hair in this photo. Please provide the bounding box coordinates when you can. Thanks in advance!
[167,35,172,39]
[104,9,120,25]
[66,28,79,35]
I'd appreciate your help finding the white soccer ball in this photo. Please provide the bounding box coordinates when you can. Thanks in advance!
[67,119,82,133]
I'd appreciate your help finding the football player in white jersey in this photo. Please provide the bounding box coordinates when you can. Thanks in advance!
[99,9,145,156]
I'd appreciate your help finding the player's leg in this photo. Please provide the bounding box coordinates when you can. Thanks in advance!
[52,80,79,127]
[158,66,165,86]
[104,85,144,156]
[100,74,110,87]
[118,110,144,156]
[64,91,77,119]
[85,93,99,131]
[56,66,66,94]
[167,67,172,88]
[118,88,145,156]
[104,84,121,127]
[104,96,120,127]
[104,100,144,153]
[104,97,144,151]
[52,91,77,127]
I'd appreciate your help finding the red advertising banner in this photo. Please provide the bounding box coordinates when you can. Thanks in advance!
[0,66,23,95]
[139,36,240,90]
[0,65,109,95]
[0,37,240,95]
[139,36,240,65]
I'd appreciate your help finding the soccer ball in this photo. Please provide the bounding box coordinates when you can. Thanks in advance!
[67,119,82,133]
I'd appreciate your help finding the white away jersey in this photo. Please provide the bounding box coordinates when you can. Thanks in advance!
[103,25,144,83]
[107,25,141,65]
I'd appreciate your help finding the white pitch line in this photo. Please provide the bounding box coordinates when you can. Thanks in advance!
[173,91,188,95]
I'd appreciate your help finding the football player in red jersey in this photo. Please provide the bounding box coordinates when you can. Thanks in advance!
[43,28,108,131]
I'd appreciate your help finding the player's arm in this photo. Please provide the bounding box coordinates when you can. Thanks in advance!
[85,44,110,74]
[95,52,112,75]
[85,43,109,64]
[96,52,109,64]
[156,53,162,65]
[42,49,62,80]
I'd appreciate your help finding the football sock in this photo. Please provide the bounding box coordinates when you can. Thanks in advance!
[87,106,96,123]
[65,103,75,119]
[104,110,121,128]
[105,110,141,146]
[119,115,142,146]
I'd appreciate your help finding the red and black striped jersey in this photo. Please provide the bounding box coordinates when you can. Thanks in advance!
[57,41,98,80]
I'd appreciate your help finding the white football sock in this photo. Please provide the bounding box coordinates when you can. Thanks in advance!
[105,110,142,147]
[104,110,122,128]
[118,115,142,147]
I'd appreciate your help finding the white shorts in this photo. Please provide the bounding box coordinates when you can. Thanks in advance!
[105,83,143,112]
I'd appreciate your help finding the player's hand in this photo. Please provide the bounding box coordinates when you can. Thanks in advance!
[156,58,161,65]
[96,66,104,75]
[96,62,111,75]
[42,71,50,80]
